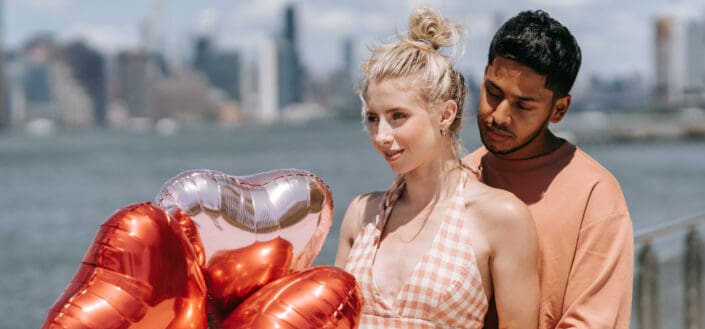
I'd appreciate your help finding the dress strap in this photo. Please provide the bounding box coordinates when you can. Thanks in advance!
[377,170,468,228]
[375,175,405,228]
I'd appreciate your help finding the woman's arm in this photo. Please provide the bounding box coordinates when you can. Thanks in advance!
[334,194,367,268]
[486,193,539,329]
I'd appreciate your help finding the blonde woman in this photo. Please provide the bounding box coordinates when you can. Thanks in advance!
[335,6,539,329]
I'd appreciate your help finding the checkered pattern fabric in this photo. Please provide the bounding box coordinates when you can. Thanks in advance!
[345,171,488,328]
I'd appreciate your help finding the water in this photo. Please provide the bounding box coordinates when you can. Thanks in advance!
[1,119,704,328]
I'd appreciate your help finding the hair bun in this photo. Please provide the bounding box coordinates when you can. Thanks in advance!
[407,6,464,50]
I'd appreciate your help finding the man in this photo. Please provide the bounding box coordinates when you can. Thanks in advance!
[463,10,634,329]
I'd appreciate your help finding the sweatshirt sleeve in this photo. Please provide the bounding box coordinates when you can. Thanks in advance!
[556,180,634,329]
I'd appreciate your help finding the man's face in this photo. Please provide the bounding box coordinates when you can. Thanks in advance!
[476,56,569,159]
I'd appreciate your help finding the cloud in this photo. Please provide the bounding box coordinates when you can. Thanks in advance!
[527,0,605,8]
[309,7,390,34]
[194,8,221,36]
[59,23,140,54]
[10,0,68,11]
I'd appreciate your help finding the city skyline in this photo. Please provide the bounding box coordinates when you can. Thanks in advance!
[5,0,705,132]
[5,0,704,84]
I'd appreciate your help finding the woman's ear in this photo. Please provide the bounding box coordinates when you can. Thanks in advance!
[440,100,458,130]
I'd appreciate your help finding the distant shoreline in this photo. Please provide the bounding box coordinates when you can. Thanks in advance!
[555,108,705,144]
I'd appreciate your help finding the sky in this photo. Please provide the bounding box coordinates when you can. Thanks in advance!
[4,0,705,86]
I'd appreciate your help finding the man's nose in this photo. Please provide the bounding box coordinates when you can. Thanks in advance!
[491,100,511,126]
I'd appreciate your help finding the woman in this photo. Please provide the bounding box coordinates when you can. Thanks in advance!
[334,6,538,329]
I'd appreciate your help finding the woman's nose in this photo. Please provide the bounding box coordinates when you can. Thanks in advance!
[374,119,394,145]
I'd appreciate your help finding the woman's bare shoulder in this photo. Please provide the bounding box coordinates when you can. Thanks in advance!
[342,191,385,233]
[463,179,533,228]
[352,191,385,220]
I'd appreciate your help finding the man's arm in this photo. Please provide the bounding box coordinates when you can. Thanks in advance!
[557,182,634,329]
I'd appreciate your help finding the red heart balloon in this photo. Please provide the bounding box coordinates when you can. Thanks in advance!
[221,266,363,329]
[41,203,207,329]
[155,169,333,270]
[205,237,293,321]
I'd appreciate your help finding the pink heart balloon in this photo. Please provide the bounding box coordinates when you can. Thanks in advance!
[154,169,333,271]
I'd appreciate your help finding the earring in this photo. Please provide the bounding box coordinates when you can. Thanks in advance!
[441,128,447,136]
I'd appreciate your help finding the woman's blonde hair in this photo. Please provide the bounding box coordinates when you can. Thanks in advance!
[360,6,468,137]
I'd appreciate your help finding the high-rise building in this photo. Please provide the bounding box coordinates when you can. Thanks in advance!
[332,37,360,119]
[193,35,212,73]
[51,60,94,127]
[206,51,241,102]
[684,18,705,106]
[258,38,279,123]
[284,5,296,46]
[114,51,164,119]
[144,0,164,55]
[277,3,303,109]
[20,35,57,123]
[191,35,242,103]
[654,15,677,110]
[62,41,106,125]
[0,0,5,129]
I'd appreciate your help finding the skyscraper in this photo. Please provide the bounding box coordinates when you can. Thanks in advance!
[258,38,278,122]
[277,3,303,109]
[654,15,676,110]
[63,41,106,125]
[0,0,6,129]
[684,18,705,106]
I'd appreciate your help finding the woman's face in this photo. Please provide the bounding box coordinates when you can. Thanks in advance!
[364,77,440,175]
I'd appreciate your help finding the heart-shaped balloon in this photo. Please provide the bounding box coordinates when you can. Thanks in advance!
[41,203,208,329]
[205,237,294,321]
[221,266,363,329]
[154,169,333,271]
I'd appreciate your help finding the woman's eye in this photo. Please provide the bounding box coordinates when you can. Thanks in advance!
[391,112,406,120]
[366,115,378,123]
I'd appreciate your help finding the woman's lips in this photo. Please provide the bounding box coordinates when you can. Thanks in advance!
[383,149,403,162]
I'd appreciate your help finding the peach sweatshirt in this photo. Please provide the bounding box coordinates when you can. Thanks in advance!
[464,141,633,329]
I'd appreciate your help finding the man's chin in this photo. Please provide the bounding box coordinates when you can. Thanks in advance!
[484,143,516,156]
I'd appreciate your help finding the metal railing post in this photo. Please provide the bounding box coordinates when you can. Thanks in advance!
[685,227,703,329]
[637,242,659,329]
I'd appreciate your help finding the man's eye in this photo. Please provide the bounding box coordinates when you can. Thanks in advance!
[486,90,500,98]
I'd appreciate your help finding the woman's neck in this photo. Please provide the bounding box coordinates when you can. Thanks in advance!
[402,157,462,207]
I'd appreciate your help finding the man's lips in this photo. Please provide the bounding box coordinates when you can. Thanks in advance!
[485,126,513,141]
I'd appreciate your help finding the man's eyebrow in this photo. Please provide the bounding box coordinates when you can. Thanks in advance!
[486,79,539,102]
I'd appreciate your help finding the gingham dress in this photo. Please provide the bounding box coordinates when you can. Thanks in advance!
[345,171,488,328]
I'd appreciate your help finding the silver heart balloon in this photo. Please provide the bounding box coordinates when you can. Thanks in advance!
[154,169,333,270]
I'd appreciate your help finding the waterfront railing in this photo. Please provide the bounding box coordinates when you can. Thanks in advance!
[635,212,705,329]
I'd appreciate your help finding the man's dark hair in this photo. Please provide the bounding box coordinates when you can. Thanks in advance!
[488,10,581,99]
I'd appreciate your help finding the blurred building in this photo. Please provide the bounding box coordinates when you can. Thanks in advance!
[654,15,677,110]
[571,73,648,113]
[684,18,705,107]
[150,66,216,122]
[112,51,166,120]
[257,38,279,123]
[192,34,242,103]
[277,3,303,110]
[331,37,361,120]
[0,0,5,130]
[62,41,106,126]
[6,35,58,130]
